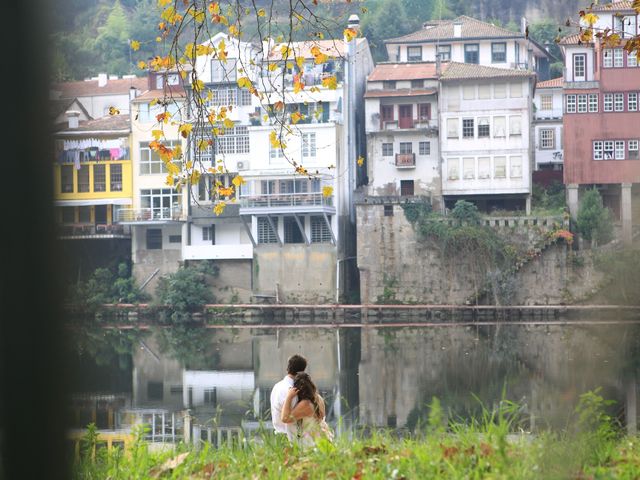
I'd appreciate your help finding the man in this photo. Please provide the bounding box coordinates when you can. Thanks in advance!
[270,354,307,440]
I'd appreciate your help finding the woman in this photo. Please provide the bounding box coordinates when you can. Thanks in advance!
[281,372,334,447]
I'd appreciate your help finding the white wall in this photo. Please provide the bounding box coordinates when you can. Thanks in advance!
[534,122,563,167]
[533,87,563,120]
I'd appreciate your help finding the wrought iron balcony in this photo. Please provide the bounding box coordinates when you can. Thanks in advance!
[116,207,184,224]
[395,153,416,168]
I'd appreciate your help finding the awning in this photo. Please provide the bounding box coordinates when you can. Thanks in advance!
[54,198,132,207]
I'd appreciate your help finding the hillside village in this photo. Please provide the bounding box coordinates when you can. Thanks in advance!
[50,5,639,305]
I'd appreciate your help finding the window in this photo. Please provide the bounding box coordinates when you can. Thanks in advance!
[573,54,585,79]
[140,188,180,219]
[603,49,613,68]
[604,140,615,159]
[93,164,106,192]
[604,93,613,112]
[78,206,91,224]
[216,126,249,154]
[169,235,182,243]
[399,142,413,154]
[61,165,73,193]
[110,164,122,191]
[509,116,522,136]
[477,117,490,138]
[384,205,393,217]
[382,143,393,156]
[211,58,237,82]
[381,105,394,126]
[463,85,476,100]
[540,128,555,149]
[478,84,491,99]
[270,141,285,160]
[400,180,414,196]
[204,388,217,406]
[78,165,90,192]
[418,103,431,121]
[437,44,451,61]
[510,82,522,98]
[463,157,475,179]
[462,118,474,138]
[622,16,637,38]
[446,118,459,138]
[447,158,459,180]
[510,156,523,178]
[382,81,396,90]
[566,94,577,113]
[407,46,422,61]
[411,79,424,88]
[464,44,479,64]
[589,93,598,112]
[493,116,506,137]
[615,93,624,111]
[311,216,332,243]
[146,229,163,249]
[629,92,638,111]
[614,49,624,67]
[629,140,639,159]
[492,42,507,63]
[284,217,305,243]
[257,217,278,244]
[419,141,430,155]
[494,83,506,99]
[201,225,216,244]
[147,381,163,400]
[577,94,588,113]
[205,87,252,108]
[615,140,626,159]
[138,103,151,122]
[61,207,75,224]
[302,132,316,157]
[140,140,179,174]
[494,156,506,178]
[540,94,553,111]
[478,157,491,179]
[628,51,638,67]
[593,141,603,160]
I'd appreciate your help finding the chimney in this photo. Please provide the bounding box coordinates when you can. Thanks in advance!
[66,110,80,129]
[521,17,527,35]
[98,73,108,87]
[129,86,137,101]
[453,21,463,38]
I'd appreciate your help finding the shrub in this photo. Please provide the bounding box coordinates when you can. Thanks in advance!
[70,262,148,309]
[576,189,614,246]
[450,200,481,224]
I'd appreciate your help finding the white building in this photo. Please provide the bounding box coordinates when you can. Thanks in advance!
[533,77,564,171]
[439,62,535,212]
[362,62,441,204]
[384,16,552,80]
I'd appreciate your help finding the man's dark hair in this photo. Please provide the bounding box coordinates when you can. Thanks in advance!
[287,354,307,375]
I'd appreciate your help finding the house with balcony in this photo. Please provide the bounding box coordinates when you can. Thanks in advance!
[361,62,441,204]
[533,77,564,181]
[384,15,553,80]
[439,62,535,212]
[561,1,640,244]
[121,71,189,293]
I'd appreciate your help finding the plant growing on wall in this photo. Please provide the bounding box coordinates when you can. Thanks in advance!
[576,189,614,247]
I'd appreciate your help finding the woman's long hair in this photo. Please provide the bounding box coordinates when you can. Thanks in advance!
[293,372,323,419]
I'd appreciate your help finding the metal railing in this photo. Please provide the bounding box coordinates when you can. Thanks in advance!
[116,207,183,222]
[59,224,131,236]
[239,192,333,208]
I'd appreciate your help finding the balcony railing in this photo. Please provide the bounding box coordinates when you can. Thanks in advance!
[395,153,416,168]
[116,207,184,223]
[239,192,333,209]
[58,224,131,237]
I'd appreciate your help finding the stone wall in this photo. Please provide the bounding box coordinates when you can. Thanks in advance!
[206,259,252,304]
[133,249,182,297]
[356,201,601,305]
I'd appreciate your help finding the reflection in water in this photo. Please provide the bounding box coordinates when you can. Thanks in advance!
[69,319,640,439]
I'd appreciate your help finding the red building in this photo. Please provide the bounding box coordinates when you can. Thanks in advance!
[560,3,640,243]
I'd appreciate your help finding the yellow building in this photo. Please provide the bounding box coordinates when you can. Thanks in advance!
[53,113,133,238]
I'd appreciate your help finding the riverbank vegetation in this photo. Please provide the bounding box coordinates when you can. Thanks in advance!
[72,389,640,479]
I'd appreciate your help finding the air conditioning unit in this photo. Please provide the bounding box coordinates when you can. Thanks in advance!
[237,161,248,170]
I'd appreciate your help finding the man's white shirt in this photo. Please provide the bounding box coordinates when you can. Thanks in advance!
[270,375,297,439]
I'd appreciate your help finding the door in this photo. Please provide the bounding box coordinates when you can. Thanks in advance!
[573,54,586,82]
[95,205,107,226]
[399,105,413,129]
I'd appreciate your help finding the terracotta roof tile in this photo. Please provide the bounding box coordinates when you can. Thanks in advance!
[591,1,635,11]
[51,76,148,98]
[367,62,440,81]
[267,39,366,60]
[386,15,524,43]
[441,62,534,80]
[558,33,590,45]
[536,77,564,88]
[56,115,131,134]
[132,87,186,103]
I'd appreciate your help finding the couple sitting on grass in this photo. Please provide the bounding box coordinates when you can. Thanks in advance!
[270,354,334,447]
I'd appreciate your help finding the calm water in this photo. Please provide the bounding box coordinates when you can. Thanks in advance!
[68,318,640,438]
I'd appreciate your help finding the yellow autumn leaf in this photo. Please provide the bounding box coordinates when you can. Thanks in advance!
[166,175,174,186]
[322,75,337,89]
[178,123,193,138]
[257,8,266,17]
[229,25,240,37]
[130,40,141,51]
[290,111,303,124]
[108,106,120,116]
[151,130,164,140]
[344,27,357,42]
[198,139,210,151]
[296,56,305,70]
[310,45,328,64]
[190,170,201,185]
[232,175,245,187]
[214,202,226,215]
[193,79,205,92]
[322,186,333,198]
[137,60,147,69]
[158,0,171,6]
[582,13,599,26]
[268,63,278,72]
[223,118,235,129]
[293,76,305,93]
[237,77,252,89]
[357,156,364,167]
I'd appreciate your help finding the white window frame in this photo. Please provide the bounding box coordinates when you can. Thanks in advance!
[603,49,613,68]
[615,140,626,159]
[593,141,603,160]
[437,44,451,61]
[139,140,179,175]
[302,132,316,158]
[477,117,490,138]
[628,51,638,67]
[629,92,638,111]
[540,94,553,111]
[382,143,393,156]
[509,115,522,136]
[493,116,506,138]
[566,94,577,113]
[573,54,586,80]
[604,140,614,159]
[614,49,624,67]
[629,140,639,159]
[614,93,624,111]
[462,118,474,138]
[540,128,555,149]
[577,94,588,113]
[604,93,613,112]
[418,141,430,155]
[446,118,459,138]
[407,45,422,61]
[589,93,598,112]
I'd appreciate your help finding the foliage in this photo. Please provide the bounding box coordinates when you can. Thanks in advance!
[576,189,614,246]
[400,200,432,224]
[74,324,146,369]
[156,324,219,368]
[69,262,148,310]
[156,261,218,322]
[531,181,566,215]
